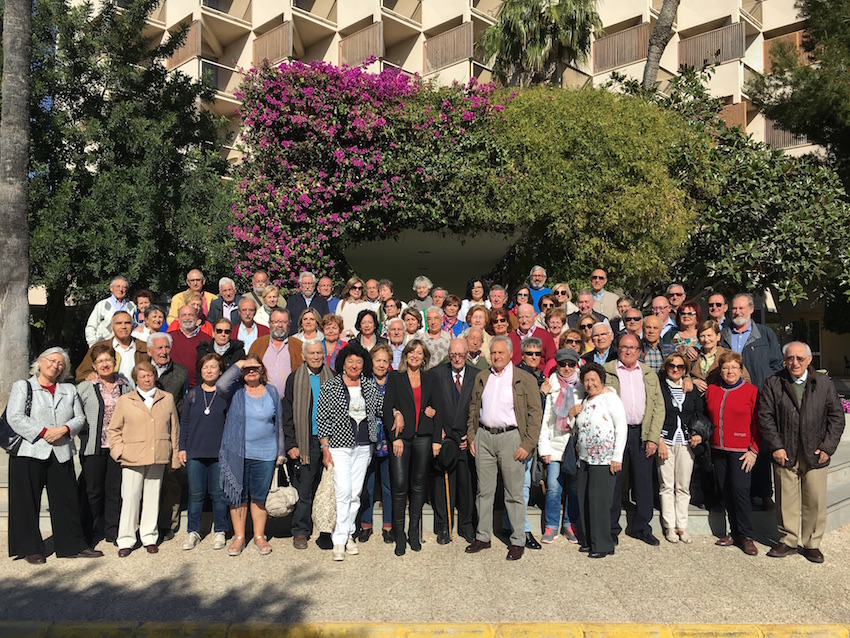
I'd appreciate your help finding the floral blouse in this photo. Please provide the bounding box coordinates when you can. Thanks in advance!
[573,390,628,466]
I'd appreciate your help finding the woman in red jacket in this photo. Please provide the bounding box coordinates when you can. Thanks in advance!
[705,350,760,556]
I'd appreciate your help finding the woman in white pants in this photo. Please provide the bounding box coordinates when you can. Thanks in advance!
[316,342,385,560]
[656,353,704,543]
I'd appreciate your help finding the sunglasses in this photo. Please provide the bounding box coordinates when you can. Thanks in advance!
[517,292,529,297]
[524,351,542,357]
[579,323,594,329]
[708,303,724,308]
[624,316,642,323]
[591,275,606,280]
[557,360,577,368]
[669,292,684,297]
[553,290,568,296]
[541,303,555,309]
[242,366,262,374]
[679,311,697,317]
[669,364,687,371]
[351,285,363,290]
[214,328,230,334]
[564,338,582,345]
[493,318,508,324]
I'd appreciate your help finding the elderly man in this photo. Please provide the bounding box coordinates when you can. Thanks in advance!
[510,303,555,369]
[582,322,618,366]
[721,293,784,509]
[166,269,217,324]
[760,342,845,563]
[432,338,479,544]
[286,271,330,335]
[248,308,304,396]
[639,315,667,372]
[465,327,489,371]
[232,297,269,352]
[666,283,686,314]
[387,318,406,369]
[589,269,619,320]
[567,290,607,329]
[364,279,381,308]
[465,336,543,561]
[431,287,447,310]
[85,276,137,346]
[422,307,452,370]
[77,311,149,388]
[621,308,643,339]
[610,297,633,334]
[282,338,335,550]
[651,295,677,338]
[168,305,206,388]
[708,293,729,330]
[208,277,242,324]
[528,266,552,310]
[604,333,665,546]
[318,276,341,313]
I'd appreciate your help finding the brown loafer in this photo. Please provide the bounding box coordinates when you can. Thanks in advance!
[506,545,524,561]
[715,534,734,547]
[465,539,491,554]
[117,548,132,558]
[293,535,308,550]
[740,537,758,556]
[70,548,104,558]
[767,542,796,558]
[145,544,159,554]
[803,547,824,563]
[25,554,46,565]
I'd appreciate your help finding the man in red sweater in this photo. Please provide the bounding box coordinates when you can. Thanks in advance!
[510,304,555,370]
[169,304,204,387]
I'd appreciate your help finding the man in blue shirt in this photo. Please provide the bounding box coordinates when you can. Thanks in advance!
[528,265,552,311]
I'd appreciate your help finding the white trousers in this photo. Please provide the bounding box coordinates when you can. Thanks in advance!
[656,444,694,531]
[330,445,372,546]
[118,464,165,549]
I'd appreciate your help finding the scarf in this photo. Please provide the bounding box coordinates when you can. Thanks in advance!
[721,377,744,390]
[292,364,333,464]
[213,342,230,356]
[554,371,579,432]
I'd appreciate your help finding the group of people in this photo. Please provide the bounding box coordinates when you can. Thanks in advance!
[5,265,845,564]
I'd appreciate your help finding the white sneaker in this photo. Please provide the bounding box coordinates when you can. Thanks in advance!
[182,531,201,550]
[665,530,679,543]
[212,532,227,550]
[346,538,359,555]
[332,545,345,561]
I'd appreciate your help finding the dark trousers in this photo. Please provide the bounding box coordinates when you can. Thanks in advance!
[389,435,431,536]
[713,449,755,539]
[361,454,391,527]
[8,454,88,558]
[610,426,654,537]
[78,451,123,545]
[158,466,185,533]
[432,454,476,538]
[750,448,773,500]
[579,461,615,554]
[289,435,323,537]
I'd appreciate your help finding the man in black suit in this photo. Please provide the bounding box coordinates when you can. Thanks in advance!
[207,277,242,324]
[566,291,607,328]
[286,271,330,336]
[432,338,478,544]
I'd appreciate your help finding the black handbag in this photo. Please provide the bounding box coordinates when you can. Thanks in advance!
[560,433,578,477]
[0,381,32,455]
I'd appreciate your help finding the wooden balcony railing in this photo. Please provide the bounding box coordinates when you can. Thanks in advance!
[765,120,809,149]
[339,22,383,68]
[719,101,747,131]
[253,21,293,66]
[679,22,745,69]
[764,30,810,73]
[593,23,650,74]
[166,21,201,70]
[425,22,473,74]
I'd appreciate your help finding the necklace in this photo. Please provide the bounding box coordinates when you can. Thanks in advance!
[202,388,217,415]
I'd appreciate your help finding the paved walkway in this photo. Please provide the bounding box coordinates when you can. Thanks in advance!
[2,524,850,625]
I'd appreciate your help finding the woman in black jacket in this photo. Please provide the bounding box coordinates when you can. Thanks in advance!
[196,318,245,374]
[656,353,704,544]
[382,339,440,556]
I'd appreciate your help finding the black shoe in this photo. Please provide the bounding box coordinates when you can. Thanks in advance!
[436,528,451,545]
[315,533,334,550]
[359,528,373,543]
[382,529,394,544]
[395,532,407,556]
[408,532,422,552]
[24,554,46,565]
[611,534,619,546]
[628,531,660,547]
[589,549,614,558]
[525,532,541,550]
[459,528,476,544]
[69,548,104,558]
[578,545,590,553]
[159,529,175,542]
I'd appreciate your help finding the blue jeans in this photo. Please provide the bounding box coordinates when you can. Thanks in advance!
[186,458,228,533]
[503,456,532,534]
[544,460,579,531]
[361,454,391,527]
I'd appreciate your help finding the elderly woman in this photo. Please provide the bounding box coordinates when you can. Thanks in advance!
[401,307,424,343]
[178,353,229,551]
[408,275,433,312]
[705,351,760,556]
[335,276,370,339]
[543,329,584,377]
[510,285,532,315]
[551,283,579,314]
[316,343,385,561]
[383,340,439,556]
[441,294,468,337]
[294,308,324,343]
[77,344,132,547]
[538,348,584,544]
[254,286,280,328]
[657,353,704,544]
[691,320,750,394]
[422,306,452,370]
[545,307,568,343]
[196,318,245,372]
[132,289,154,328]
[7,347,103,564]
[108,361,180,557]
[488,307,512,337]
[571,362,627,559]
[353,309,387,353]
[132,304,166,341]
[576,314,597,354]
[664,300,702,362]
[380,297,403,338]
[459,277,490,323]
[465,304,492,362]
[322,314,347,369]
[217,355,285,556]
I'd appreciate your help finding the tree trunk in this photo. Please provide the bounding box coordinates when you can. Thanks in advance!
[642,0,681,90]
[0,0,33,407]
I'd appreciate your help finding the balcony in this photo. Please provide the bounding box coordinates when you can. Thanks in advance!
[424,22,473,75]
[253,21,293,67]
[382,0,422,27]
[593,23,650,74]
[765,119,809,149]
[166,20,202,71]
[292,0,337,26]
[339,22,384,67]
[740,0,763,29]
[114,0,166,37]
[679,22,745,69]
[719,101,747,131]
[763,30,809,73]
[470,0,503,23]
[291,0,337,58]
[649,0,677,28]
[201,59,243,117]
[200,0,252,50]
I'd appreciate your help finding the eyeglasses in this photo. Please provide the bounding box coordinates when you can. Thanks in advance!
[708,302,725,308]
[557,360,577,368]
[553,290,568,296]
[785,355,808,363]
[591,275,606,280]
[669,292,685,297]
[652,306,670,312]
[214,328,230,334]
[524,351,542,357]
[679,311,697,317]
[187,278,204,283]
[471,284,484,290]
[624,316,642,323]
[351,285,363,290]
[493,318,508,324]
[619,345,640,352]
[564,338,582,345]
[449,353,466,358]
[721,365,741,372]
[516,292,529,297]
[668,364,687,371]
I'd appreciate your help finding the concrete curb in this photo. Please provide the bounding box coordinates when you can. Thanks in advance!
[0,624,847,637]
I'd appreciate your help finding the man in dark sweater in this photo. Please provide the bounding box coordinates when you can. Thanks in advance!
[169,304,204,388]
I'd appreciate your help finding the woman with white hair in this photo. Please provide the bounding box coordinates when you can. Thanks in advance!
[6,347,104,564]
[408,276,433,312]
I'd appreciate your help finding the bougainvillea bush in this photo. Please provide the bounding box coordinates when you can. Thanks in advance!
[231,59,510,291]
